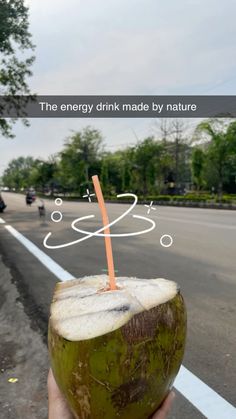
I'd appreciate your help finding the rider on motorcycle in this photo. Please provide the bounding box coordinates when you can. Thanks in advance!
[0,193,7,213]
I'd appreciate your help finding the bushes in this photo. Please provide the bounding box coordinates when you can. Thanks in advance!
[142,195,210,203]
[104,194,236,204]
[147,195,171,202]
[139,194,236,204]
[38,192,236,206]
[215,196,235,204]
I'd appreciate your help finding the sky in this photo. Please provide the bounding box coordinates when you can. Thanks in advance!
[1,0,236,175]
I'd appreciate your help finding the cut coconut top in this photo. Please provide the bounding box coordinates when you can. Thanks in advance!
[50,276,178,341]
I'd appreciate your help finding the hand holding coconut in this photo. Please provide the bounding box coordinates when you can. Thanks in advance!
[48,176,187,419]
[48,369,74,419]
[48,368,175,419]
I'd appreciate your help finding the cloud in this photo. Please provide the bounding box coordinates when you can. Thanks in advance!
[28,0,236,95]
[1,0,236,172]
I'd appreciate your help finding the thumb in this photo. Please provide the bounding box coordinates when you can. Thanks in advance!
[48,369,74,419]
[151,391,175,419]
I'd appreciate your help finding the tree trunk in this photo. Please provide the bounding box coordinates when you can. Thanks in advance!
[218,180,223,202]
[143,172,148,196]
[218,166,223,202]
[175,138,179,188]
[85,164,89,184]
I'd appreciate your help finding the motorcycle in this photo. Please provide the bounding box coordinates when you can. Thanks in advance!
[0,197,6,213]
[38,200,46,217]
[26,194,33,206]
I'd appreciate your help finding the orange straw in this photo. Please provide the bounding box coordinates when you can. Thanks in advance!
[92,175,117,290]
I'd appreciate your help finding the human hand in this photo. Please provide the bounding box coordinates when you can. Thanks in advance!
[151,391,175,419]
[48,369,74,419]
[48,368,175,419]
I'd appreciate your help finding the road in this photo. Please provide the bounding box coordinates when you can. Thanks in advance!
[0,192,236,419]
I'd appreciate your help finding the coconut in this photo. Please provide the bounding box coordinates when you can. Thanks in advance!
[48,275,187,419]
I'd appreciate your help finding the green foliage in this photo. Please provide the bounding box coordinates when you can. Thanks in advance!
[100,151,123,194]
[0,0,35,138]
[102,194,236,205]
[2,121,236,198]
[194,119,236,198]
[101,158,109,193]
[2,156,36,190]
[191,148,205,190]
[58,127,103,192]
[149,195,171,202]
[30,158,59,194]
[133,137,163,195]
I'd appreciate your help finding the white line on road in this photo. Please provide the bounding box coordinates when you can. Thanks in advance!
[4,225,74,282]
[0,217,5,224]
[174,366,236,419]
[3,223,236,418]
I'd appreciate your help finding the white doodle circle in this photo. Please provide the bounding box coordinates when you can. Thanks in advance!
[44,193,174,251]
[160,234,173,248]
[51,211,63,223]
[55,198,63,206]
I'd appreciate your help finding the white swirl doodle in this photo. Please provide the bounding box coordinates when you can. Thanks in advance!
[44,193,173,249]
[44,194,156,249]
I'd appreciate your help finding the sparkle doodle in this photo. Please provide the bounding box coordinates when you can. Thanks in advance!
[43,193,173,249]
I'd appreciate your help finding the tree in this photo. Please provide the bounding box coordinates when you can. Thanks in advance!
[120,147,136,192]
[191,148,205,190]
[133,138,163,196]
[224,121,236,192]
[30,157,59,194]
[171,120,189,187]
[2,156,36,190]
[100,157,109,194]
[100,150,124,195]
[59,127,103,192]
[154,119,191,191]
[0,0,34,138]
[154,119,172,144]
[194,119,236,198]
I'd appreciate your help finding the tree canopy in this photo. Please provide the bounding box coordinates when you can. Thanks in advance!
[59,127,104,192]
[2,121,236,197]
[194,119,236,197]
[0,0,34,138]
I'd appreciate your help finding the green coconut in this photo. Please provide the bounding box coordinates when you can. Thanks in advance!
[48,275,187,419]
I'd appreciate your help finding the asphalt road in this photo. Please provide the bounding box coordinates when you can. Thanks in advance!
[0,192,236,419]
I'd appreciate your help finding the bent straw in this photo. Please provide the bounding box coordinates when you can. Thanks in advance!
[92,175,117,290]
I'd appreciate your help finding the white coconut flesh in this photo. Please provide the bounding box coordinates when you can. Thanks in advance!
[50,276,178,341]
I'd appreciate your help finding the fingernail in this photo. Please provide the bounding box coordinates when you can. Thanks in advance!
[170,390,176,400]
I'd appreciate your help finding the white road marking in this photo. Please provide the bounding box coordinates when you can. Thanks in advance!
[3,224,236,417]
[0,218,5,223]
[4,225,74,282]
[174,366,236,418]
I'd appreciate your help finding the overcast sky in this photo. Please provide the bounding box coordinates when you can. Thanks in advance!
[1,0,236,174]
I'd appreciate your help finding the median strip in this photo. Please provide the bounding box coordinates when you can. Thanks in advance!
[3,223,236,418]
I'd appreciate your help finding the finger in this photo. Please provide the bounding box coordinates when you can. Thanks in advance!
[48,369,61,400]
[151,391,175,419]
[48,369,74,419]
